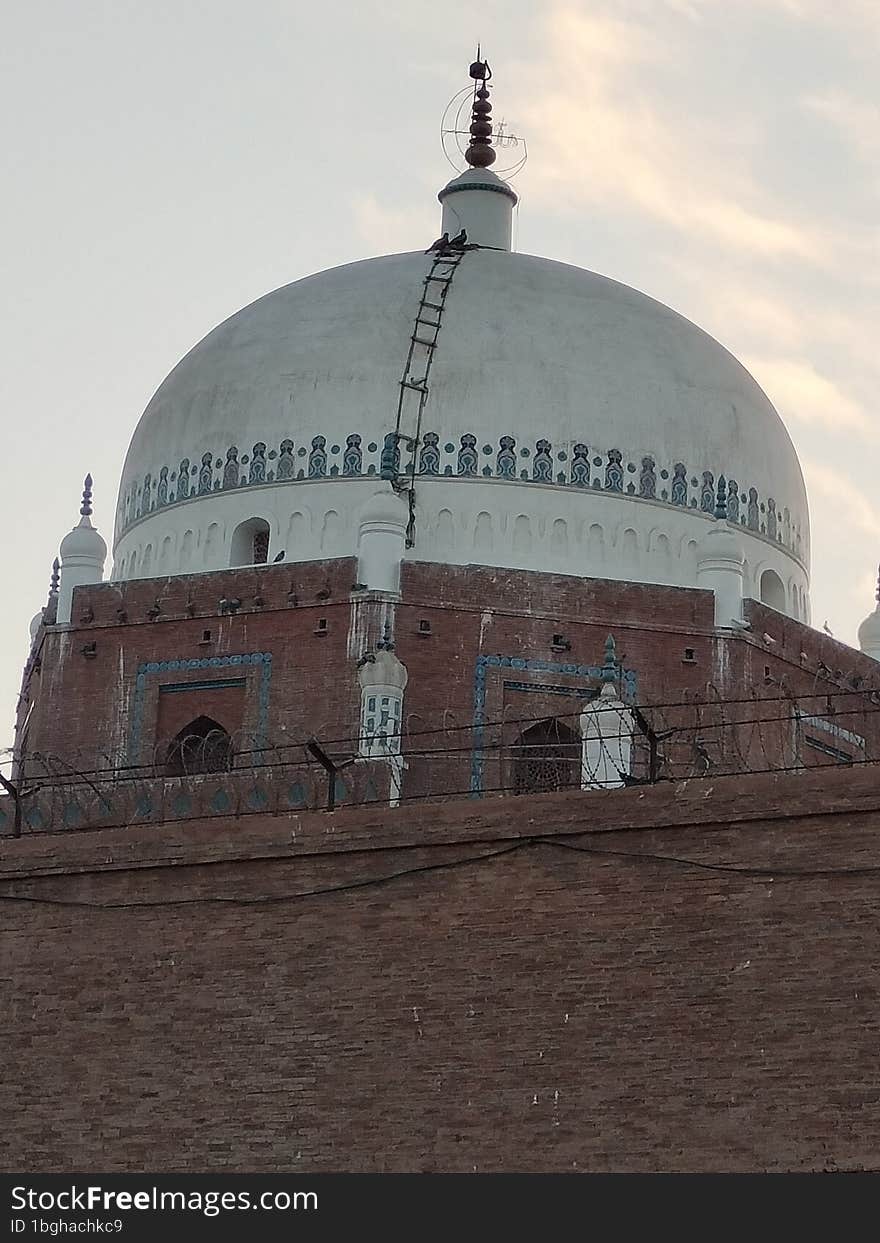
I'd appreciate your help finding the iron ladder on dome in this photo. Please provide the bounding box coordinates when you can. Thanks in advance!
[388,247,467,546]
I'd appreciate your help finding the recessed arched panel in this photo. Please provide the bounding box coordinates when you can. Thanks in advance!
[760,567,786,612]
[551,518,568,554]
[436,508,455,549]
[620,528,639,559]
[164,716,233,777]
[230,517,270,566]
[513,514,532,555]
[654,532,670,558]
[180,530,194,570]
[474,511,493,552]
[285,511,307,552]
[205,521,223,566]
[320,510,341,553]
[586,522,604,548]
[511,718,581,795]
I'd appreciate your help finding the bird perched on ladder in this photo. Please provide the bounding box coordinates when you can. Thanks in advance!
[425,232,449,254]
[448,228,468,247]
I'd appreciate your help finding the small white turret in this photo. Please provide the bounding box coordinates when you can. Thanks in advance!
[858,567,880,662]
[57,475,107,624]
[357,634,409,807]
[439,168,517,251]
[696,476,745,628]
[580,636,634,789]
[357,640,409,758]
[356,488,409,594]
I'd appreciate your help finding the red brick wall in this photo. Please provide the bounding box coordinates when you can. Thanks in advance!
[16,559,880,791]
[155,681,247,748]
[2,763,880,1173]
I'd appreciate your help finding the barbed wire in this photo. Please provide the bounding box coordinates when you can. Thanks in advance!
[1,677,877,839]
[4,685,878,785]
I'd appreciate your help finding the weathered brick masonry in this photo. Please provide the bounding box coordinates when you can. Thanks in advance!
[2,763,879,1173]
[17,559,880,786]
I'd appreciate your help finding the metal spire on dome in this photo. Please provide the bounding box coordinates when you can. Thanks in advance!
[601,634,619,684]
[49,557,60,598]
[465,49,495,169]
[80,474,93,518]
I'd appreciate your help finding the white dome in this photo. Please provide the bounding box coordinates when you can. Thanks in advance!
[697,518,746,566]
[61,517,108,562]
[113,246,810,619]
[358,488,409,528]
[858,604,880,658]
[858,569,880,653]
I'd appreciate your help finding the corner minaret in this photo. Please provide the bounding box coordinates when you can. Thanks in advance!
[696,476,746,627]
[57,474,107,624]
[438,54,518,251]
[858,566,880,661]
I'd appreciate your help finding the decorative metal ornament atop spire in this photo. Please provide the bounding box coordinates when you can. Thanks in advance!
[465,50,496,169]
[601,634,619,684]
[49,557,60,597]
[441,53,526,178]
[80,473,93,518]
[714,474,728,521]
[875,563,880,605]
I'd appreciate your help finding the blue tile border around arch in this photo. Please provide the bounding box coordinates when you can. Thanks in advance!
[470,654,638,795]
[127,652,273,763]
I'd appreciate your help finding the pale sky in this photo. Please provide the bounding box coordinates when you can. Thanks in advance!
[2,0,878,748]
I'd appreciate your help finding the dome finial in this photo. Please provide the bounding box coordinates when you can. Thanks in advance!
[874,563,880,605]
[49,557,60,598]
[465,49,495,169]
[80,473,93,518]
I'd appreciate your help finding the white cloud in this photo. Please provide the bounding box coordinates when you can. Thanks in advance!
[351,193,434,256]
[802,90,880,187]
[744,357,874,437]
[802,460,880,540]
[518,7,832,263]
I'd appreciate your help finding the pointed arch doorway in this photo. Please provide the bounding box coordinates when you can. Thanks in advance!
[164,716,233,776]
[510,717,581,795]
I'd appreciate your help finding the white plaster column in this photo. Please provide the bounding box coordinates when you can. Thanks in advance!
[696,479,745,628]
[438,169,517,251]
[356,489,409,594]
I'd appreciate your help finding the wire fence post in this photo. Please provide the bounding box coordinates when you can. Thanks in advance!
[0,773,22,837]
